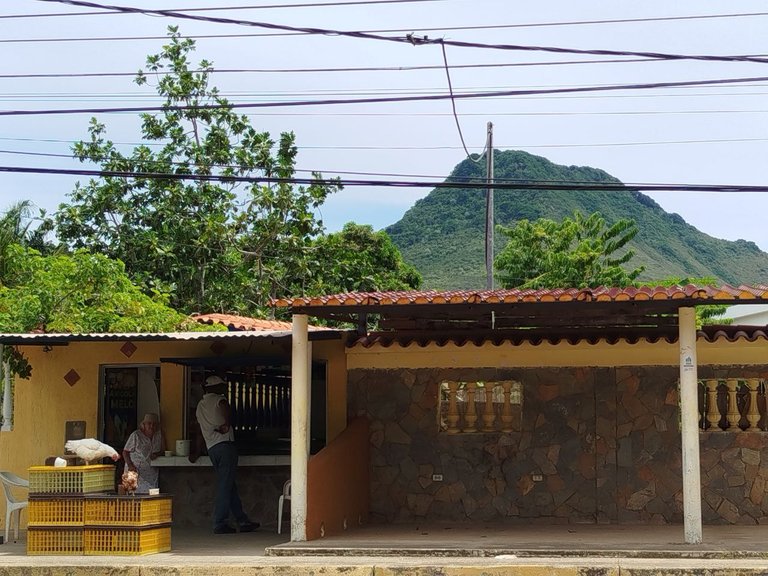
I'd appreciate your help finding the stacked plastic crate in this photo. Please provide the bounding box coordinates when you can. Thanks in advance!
[26,465,172,555]
[83,494,172,555]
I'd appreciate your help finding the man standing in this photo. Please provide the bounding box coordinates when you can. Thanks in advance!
[191,375,259,534]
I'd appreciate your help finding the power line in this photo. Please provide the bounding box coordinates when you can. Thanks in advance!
[15,5,768,28]
[37,0,768,66]
[7,81,768,101]
[439,41,483,162]
[4,74,768,116]
[6,163,768,193]
[9,0,444,19]
[3,134,768,162]
[2,106,768,128]
[0,58,666,79]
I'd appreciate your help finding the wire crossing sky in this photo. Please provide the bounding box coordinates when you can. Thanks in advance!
[4,0,768,252]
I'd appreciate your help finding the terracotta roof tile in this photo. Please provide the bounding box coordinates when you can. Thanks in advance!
[351,324,768,348]
[273,284,768,309]
[192,313,293,332]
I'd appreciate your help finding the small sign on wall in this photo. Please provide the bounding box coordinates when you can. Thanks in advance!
[65,420,86,442]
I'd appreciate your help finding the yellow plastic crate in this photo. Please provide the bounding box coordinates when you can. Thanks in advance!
[28,465,115,495]
[28,495,84,526]
[84,495,172,526]
[84,524,171,556]
[27,527,84,555]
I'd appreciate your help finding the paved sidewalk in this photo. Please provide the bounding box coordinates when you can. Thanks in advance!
[0,524,766,575]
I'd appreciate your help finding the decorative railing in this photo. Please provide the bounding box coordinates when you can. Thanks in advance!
[699,378,766,432]
[439,380,523,434]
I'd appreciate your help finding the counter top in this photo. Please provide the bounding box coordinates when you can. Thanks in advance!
[152,455,290,467]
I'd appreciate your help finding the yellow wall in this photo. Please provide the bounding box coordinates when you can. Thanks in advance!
[312,340,348,442]
[346,338,768,370]
[0,335,347,525]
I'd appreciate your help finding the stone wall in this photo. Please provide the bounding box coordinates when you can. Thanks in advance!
[349,365,768,525]
[159,466,289,529]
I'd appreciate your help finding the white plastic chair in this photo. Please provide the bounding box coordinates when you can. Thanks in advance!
[0,471,29,544]
[277,479,291,534]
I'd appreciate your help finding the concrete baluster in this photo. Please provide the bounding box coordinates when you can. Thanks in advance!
[464,382,478,432]
[482,382,496,431]
[725,378,741,431]
[445,381,460,433]
[704,379,721,431]
[500,381,514,433]
[746,378,761,431]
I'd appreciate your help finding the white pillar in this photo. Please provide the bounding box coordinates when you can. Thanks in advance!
[1,345,12,431]
[679,306,702,544]
[290,314,310,542]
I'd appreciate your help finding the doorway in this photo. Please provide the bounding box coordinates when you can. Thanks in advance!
[99,365,161,453]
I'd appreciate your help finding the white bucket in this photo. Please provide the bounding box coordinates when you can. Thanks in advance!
[175,439,190,457]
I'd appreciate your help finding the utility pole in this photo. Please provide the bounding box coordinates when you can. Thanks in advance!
[485,122,494,290]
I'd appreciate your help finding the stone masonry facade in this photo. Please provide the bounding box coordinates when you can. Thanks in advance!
[348,365,768,525]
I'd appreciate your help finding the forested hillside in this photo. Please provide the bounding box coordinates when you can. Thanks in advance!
[386,150,768,289]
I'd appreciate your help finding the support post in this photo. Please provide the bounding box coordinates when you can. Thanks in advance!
[291,314,310,541]
[1,344,12,431]
[484,121,494,290]
[679,306,702,544]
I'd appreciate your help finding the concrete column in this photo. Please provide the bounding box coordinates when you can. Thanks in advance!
[290,314,309,542]
[679,306,702,544]
[1,345,12,431]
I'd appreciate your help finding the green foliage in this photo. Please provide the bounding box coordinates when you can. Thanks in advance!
[494,211,644,289]
[0,201,56,281]
[0,245,216,378]
[0,245,198,334]
[55,27,340,314]
[306,223,422,294]
[643,276,732,327]
[387,150,768,290]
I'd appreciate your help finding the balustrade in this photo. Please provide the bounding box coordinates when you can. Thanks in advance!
[440,380,522,433]
[699,378,766,432]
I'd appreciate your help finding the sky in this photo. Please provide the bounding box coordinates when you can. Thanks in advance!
[3,0,768,251]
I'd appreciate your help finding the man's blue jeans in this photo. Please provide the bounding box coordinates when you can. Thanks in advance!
[207,441,248,530]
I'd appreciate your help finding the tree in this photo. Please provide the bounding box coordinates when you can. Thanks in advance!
[494,211,644,289]
[0,201,55,281]
[644,277,731,327]
[307,223,422,294]
[56,27,340,315]
[0,245,213,378]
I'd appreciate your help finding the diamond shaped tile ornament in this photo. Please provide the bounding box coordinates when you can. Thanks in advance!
[210,341,226,355]
[64,369,80,387]
[120,341,137,358]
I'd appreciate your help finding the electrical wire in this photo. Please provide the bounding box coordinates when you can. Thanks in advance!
[10,0,445,19]
[0,58,670,79]
[4,74,768,116]
[438,40,484,162]
[7,146,768,184]
[36,0,768,66]
[6,163,768,193]
[15,6,768,28]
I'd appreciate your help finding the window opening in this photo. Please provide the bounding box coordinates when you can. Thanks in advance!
[439,380,522,434]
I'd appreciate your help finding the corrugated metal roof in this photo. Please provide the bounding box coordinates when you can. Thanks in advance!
[0,331,295,345]
[274,284,768,308]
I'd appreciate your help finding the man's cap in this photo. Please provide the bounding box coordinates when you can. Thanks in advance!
[204,375,226,388]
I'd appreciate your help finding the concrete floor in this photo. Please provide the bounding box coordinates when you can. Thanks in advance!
[0,523,767,571]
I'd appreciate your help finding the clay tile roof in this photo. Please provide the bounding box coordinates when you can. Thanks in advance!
[191,313,293,332]
[274,284,768,309]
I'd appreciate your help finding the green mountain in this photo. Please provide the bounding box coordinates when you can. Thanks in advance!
[386,150,768,290]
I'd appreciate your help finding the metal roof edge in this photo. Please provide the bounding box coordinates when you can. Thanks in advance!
[0,329,349,345]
